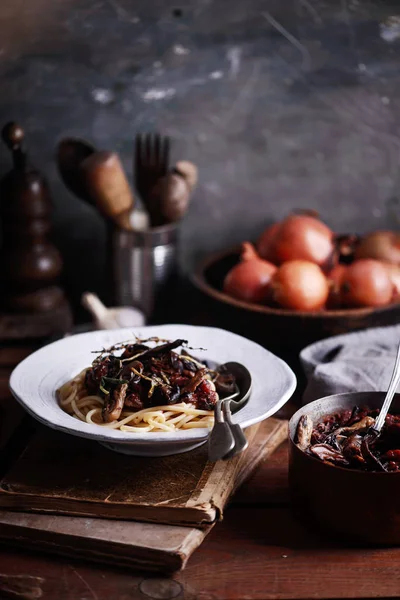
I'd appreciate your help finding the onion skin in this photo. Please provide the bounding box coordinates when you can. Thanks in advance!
[384,263,400,299]
[328,264,347,286]
[336,234,359,264]
[340,259,393,308]
[326,264,348,309]
[257,223,280,264]
[269,260,329,312]
[355,231,400,265]
[259,214,334,268]
[223,242,277,303]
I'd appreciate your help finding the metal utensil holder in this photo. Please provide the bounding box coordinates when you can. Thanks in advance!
[112,223,179,321]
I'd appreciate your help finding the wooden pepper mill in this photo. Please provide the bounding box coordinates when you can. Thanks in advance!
[0,122,67,317]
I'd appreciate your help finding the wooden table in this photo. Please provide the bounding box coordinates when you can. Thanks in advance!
[2,347,400,600]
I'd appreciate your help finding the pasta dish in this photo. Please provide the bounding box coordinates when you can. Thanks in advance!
[57,337,236,433]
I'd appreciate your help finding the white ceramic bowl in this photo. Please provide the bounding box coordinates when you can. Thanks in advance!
[10,324,296,456]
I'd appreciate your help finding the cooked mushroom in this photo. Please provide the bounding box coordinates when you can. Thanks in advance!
[215,371,237,396]
[102,383,128,422]
[81,337,236,421]
[296,415,313,451]
[302,407,400,472]
[334,416,375,437]
[309,443,349,466]
[182,368,208,394]
[341,433,365,464]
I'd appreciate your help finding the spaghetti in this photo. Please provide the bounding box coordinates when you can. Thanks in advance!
[57,337,236,433]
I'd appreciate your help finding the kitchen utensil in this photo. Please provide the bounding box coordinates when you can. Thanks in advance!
[112,222,179,320]
[149,172,190,225]
[289,391,400,545]
[208,361,252,462]
[81,292,145,330]
[192,246,400,363]
[10,324,296,456]
[222,401,248,458]
[174,160,198,192]
[372,341,400,434]
[134,133,170,224]
[221,361,252,459]
[208,387,240,463]
[357,340,400,469]
[56,137,96,202]
[81,151,134,229]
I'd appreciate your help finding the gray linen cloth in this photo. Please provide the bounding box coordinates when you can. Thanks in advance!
[300,324,400,405]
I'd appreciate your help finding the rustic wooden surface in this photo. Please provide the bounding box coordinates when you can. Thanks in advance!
[3,347,400,599]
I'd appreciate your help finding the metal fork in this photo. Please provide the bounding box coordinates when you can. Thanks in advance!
[222,400,249,459]
[134,133,170,225]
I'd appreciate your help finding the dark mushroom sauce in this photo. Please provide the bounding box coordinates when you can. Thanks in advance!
[296,406,400,472]
[85,337,236,423]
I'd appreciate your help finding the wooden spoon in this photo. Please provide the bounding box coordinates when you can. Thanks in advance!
[81,151,135,229]
[56,138,96,203]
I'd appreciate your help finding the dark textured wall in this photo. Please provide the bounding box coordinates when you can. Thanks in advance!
[1,0,400,310]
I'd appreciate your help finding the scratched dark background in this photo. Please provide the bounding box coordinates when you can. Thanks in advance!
[1,0,400,311]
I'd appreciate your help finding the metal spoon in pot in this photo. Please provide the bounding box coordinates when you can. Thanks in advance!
[208,362,252,462]
[362,340,400,469]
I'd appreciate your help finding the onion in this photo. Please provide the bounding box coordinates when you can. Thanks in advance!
[355,231,400,264]
[328,264,347,286]
[340,259,393,308]
[268,260,329,311]
[336,234,359,264]
[258,214,334,268]
[326,264,347,309]
[384,263,400,299]
[223,242,277,303]
[257,223,280,264]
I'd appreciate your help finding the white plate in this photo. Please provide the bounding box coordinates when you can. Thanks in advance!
[10,324,296,456]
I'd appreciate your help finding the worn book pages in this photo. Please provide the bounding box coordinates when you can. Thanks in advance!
[0,418,287,527]
[0,418,287,571]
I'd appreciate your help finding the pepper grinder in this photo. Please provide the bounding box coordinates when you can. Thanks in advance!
[0,122,66,314]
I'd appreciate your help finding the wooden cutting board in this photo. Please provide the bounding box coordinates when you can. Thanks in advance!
[0,418,287,571]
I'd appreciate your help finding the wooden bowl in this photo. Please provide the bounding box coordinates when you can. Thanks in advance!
[192,247,400,359]
[289,392,400,546]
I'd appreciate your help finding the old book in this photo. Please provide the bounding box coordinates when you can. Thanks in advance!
[0,418,287,527]
[0,418,287,571]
